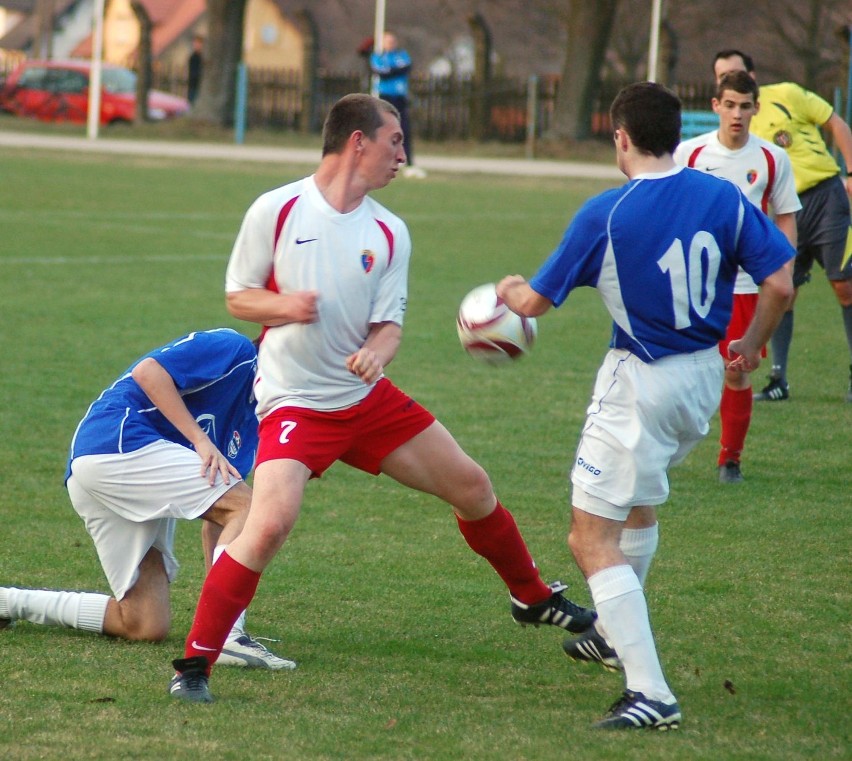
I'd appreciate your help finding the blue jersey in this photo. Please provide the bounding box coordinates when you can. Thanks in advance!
[370,48,411,98]
[66,328,258,481]
[530,167,795,361]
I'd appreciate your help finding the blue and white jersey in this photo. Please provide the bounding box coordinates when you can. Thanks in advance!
[66,328,258,481]
[530,166,795,361]
[370,48,412,98]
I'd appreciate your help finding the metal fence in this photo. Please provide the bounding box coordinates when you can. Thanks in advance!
[185,67,715,142]
[1,55,717,142]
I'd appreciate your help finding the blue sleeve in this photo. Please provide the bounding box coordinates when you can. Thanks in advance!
[529,194,614,306]
[370,50,411,77]
[735,196,796,283]
[146,329,255,390]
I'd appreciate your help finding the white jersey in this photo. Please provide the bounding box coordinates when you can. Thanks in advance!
[226,175,411,416]
[674,131,801,293]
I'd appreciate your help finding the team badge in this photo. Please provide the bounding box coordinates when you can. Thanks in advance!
[228,430,241,459]
[361,250,375,273]
[773,130,792,149]
[746,170,758,185]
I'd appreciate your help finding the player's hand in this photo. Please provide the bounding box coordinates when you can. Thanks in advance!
[346,348,384,384]
[195,437,241,486]
[286,290,320,324]
[496,275,527,300]
[727,339,761,372]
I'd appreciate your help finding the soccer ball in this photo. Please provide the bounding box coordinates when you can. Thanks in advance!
[456,283,537,365]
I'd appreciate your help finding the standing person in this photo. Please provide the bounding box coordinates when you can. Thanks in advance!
[0,328,294,671]
[497,82,794,729]
[674,71,801,483]
[714,50,852,403]
[167,94,594,703]
[370,31,426,178]
[187,35,204,104]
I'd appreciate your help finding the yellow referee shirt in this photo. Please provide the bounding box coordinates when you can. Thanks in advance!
[750,81,840,194]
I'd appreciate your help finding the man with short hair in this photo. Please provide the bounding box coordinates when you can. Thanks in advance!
[167,94,594,704]
[674,71,801,483]
[714,50,852,403]
[498,82,794,729]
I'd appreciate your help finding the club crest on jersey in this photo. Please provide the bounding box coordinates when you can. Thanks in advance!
[227,431,242,459]
[746,169,758,185]
[361,250,375,273]
[773,130,792,149]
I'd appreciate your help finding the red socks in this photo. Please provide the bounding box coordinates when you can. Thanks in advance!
[718,385,752,465]
[456,502,551,605]
[183,551,261,672]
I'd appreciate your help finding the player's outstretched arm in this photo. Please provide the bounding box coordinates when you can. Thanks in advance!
[497,275,552,317]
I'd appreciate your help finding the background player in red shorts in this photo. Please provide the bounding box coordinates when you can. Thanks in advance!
[674,71,800,482]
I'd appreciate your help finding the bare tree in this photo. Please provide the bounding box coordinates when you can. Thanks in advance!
[747,0,850,92]
[190,0,249,125]
[547,0,619,140]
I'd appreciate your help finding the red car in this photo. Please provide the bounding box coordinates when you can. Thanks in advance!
[0,59,190,124]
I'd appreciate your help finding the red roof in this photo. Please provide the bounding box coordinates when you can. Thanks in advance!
[72,0,205,59]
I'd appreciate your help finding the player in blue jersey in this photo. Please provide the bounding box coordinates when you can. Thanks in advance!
[498,82,794,730]
[0,328,294,670]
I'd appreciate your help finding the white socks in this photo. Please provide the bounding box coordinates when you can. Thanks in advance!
[587,564,676,704]
[592,524,659,642]
[620,524,659,586]
[0,586,109,633]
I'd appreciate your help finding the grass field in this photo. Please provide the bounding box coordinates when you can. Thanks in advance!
[0,143,849,761]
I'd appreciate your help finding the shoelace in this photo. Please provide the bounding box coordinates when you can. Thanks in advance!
[180,671,208,691]
[604,691,636,716]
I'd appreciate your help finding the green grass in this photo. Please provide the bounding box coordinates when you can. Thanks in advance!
[0,145,849,761]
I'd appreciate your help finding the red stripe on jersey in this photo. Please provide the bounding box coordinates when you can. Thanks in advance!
[258,195,300,347]
[273,195,300,258]
[375,219,394,266]
[760,146,775,214]
[687,145,705,168]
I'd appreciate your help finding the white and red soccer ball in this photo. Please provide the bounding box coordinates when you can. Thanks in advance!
[456,283,537,365]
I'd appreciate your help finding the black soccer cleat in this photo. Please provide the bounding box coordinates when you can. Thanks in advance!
[593,689,681,730]
[753,376,789,401]
[718,460,744,484]
[168,656,213,703]
[510,581,596,633]
[563,624,622,672]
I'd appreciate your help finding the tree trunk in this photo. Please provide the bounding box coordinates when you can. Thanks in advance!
[191,0,248,126]
[549,0,619,140]
[131,1,152,123]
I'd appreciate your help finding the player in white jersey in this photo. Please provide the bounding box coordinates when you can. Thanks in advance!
[498,83,794,729]
[674,71,801,483]
[0,329,295,670]
[168,94,595,703]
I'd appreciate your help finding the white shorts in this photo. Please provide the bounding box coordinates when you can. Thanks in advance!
[68,440,238,600]
[571,347,723,520]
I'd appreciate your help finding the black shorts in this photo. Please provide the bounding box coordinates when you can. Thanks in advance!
[794,175,852,285]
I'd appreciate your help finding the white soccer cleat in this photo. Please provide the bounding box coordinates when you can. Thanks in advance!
[216,634,297,670]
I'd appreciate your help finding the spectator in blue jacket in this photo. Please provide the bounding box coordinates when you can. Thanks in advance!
[370,31,426,178]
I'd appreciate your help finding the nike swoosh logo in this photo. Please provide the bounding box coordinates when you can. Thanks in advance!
[295,237,317,244]
[191,641,218,652]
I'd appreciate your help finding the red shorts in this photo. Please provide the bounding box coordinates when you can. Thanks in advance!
[256,378,435,477]
[719,293,766,360]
